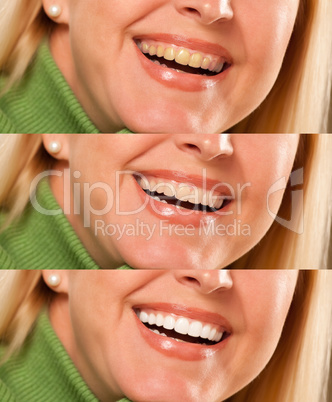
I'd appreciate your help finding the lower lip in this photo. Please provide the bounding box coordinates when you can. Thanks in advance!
[134,43,230,92]
[133,177,232,227]
[134,311,228,361]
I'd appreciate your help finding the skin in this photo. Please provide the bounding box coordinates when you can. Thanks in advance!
[44,269,299,402]
[42,134,300,269]
[43,0,300,133]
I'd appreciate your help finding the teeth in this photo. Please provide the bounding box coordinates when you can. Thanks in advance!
[157,45,164,57]
[137,176,226,210]
[174,317,189,334]
[148,313,156,325]
[156,313,164,327]
[139,41,225,73]
[189,53,203,68]
[164,47,175,61]
[149,45,157,56]
[138,310,224,343]
[188,321,203,337]
[175,49,191,65]
[164,315,176,330]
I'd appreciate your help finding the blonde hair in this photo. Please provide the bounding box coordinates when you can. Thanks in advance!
[0,134,331,269]
[0,271,47,361]
[0,0,50,92]
[0,134,46,226]
[0,270,331,402]
[0,0,331,133]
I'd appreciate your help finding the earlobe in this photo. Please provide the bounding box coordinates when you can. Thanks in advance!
[42,270,69,294]
[42,134,70,161]
[42,0,70,24]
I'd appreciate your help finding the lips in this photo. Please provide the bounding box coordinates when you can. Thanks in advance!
[133,34,233,91]
[133,304,232,361]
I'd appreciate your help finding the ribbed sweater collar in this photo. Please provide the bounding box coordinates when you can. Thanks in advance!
[0,41,131,134]
[0,313,131,402]
[0,180,131,269]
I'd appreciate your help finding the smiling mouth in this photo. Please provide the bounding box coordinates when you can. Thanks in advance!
[135,39,232,76]
[136,308,230,346]
[135,175,233,213]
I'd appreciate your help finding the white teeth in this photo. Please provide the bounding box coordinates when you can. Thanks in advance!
[188,321,203,337]
[139,41,226,73]
[201,324,212,339]
[140,311,149,323]
[153,329,167,337]
[156,313,164,327]
[208,328,217,341]
[138,310,223,343]
[148,313,156,325]
[137,176,226,210]
[164,315,176,330]
[174,317,190,335]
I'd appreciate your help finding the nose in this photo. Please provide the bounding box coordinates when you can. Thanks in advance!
[176,0,234,25]
[175,270,233,294]
[175,134,233,161]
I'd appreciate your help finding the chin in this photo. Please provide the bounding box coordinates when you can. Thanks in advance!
[122,377,221,402]
[122,106,226,134]
[118,241,228,269]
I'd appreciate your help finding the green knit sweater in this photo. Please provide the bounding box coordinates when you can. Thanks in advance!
[0,42,132,134]
[0,313,131,402]
[0,180,132,269]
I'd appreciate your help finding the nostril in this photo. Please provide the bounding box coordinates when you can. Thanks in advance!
[184,143,201,153]
[184,7,201,18]
[184,276,201,287]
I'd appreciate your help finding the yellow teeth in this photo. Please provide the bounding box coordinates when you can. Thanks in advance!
[139,41,225,73]
[175,49,191,65]
[189,53,203,68]
[164,47,176,61]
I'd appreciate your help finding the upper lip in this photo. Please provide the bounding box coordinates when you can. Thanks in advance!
[133,303,233,333]
[134,33,233,63]
[135,170,234,197]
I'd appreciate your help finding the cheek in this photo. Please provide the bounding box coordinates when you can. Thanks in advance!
[245,1,298,53]
[233,272,298,380]
[68,135,165,169]
[238,1,299,85]
[243,136,299,213]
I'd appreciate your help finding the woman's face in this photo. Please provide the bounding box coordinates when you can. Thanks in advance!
[46,270,299,402]
[48,0,300,133]
[45,134,300,269]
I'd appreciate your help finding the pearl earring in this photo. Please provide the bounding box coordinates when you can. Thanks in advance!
[48,141,62,154]
[47,274,61,287]
[48,5,62,18]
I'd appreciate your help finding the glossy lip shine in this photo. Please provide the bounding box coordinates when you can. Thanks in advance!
[133,303,232,361]
[131,170,234,227]
[133,34,233,92]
